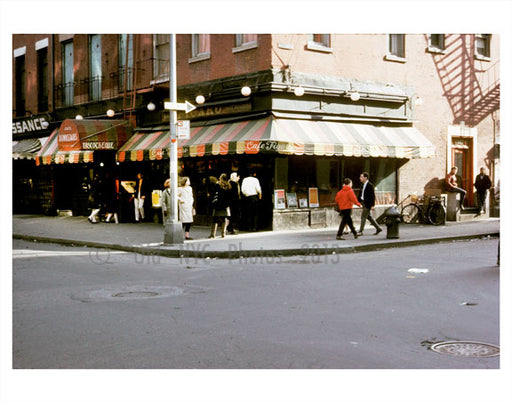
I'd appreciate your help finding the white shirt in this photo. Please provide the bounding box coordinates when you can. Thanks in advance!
[361,181,368,200]
[241,176,261,197]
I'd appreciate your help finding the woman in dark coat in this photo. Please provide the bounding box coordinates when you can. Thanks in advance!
[209,173,232,238]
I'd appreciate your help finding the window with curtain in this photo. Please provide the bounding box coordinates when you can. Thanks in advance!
[475,34,491,59]
[388,34,405,58]
[192,34,210,58]
[310,34,330,47]
[62,41,74,107]
[119,34,134,91]
[154,34,169,81]
[89,34,102,101]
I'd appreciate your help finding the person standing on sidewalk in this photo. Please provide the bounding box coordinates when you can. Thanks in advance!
[445,166,466,211]
[161,178,171,224]
[178,176,194,240]
[209,173,232,239]
[241,171,262,232]
[134,172,148,222]
[227,172,241,234]
[88,174,103,224]
[358,172,382,236]
[474,167,492,214]
[335,178,361,240]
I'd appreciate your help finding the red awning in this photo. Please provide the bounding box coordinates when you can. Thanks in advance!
[58,119,130,151]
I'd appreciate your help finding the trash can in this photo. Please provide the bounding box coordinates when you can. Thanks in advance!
[384,205,402,239]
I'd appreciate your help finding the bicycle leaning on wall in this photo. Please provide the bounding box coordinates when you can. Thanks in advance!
[398,193,446,226]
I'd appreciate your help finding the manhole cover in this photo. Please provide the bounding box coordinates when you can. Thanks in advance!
[430,341,500,357]
[113,291,159,298]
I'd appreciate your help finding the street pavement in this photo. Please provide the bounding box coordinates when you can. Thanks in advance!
[12,214,500,258]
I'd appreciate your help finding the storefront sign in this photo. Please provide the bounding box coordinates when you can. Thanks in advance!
[12,116,50,135]
[82,141,115,150]
[179,102,251,120]
[58,120,82,151]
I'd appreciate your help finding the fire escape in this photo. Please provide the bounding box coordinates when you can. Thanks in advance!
[430,34,500,127]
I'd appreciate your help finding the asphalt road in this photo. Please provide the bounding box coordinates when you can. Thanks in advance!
[9,237,505,403]
[12,237,499,370]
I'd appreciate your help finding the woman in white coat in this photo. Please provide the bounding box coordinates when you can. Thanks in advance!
[178,176,194,240]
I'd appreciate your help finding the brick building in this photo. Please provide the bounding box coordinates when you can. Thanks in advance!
[12,34,500,228]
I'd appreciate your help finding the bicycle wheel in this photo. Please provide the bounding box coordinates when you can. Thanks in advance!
[401,204,421,224]
[427,203,446,226]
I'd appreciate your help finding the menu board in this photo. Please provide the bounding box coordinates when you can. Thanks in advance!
[308,187,319,208]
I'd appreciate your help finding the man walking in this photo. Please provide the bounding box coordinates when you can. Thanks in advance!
[474,166,492,214]
[358,172,382,236]
[241,171,262,232]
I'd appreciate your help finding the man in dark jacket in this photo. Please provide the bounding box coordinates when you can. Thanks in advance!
[358,172,382,235]
[474,167,492,214]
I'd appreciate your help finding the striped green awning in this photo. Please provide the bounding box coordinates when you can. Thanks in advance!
[35,129,94,165]
[116,116,435,161]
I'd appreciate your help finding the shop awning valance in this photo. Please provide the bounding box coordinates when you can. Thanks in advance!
[116,116,435,161]
[35,129,94,165]
[13,137,49,160]
[58,119,130,151]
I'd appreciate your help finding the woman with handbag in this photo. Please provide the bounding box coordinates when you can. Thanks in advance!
[209,173,232,239]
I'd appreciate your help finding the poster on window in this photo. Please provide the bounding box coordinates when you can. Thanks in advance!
[286,192,298,208]
[308,187,319,208]
[274,189,286,209]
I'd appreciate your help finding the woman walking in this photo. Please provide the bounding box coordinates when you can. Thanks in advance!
[178,176,194,240]
[335,178,361,240]
[209,173,232,239]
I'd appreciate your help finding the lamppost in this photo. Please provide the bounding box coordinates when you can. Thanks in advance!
[163,33,184,244]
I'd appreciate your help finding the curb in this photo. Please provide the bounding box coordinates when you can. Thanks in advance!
[13,232,499,259]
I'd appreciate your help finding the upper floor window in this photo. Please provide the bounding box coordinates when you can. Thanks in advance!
[386,34,406,62]
[190,34,211,63]
[475,34,491,60]
[37,46,49,112]
[428,34,445,53]
[154,34,169,82]
[306,34,332,52]
[14,50,26,117]
[89,34,102,101]
[119,34,134,91]
[62,40,74,107]
[233,34,258,53]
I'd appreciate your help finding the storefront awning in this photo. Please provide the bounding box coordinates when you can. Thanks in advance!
[58,119,130,151]
[13,137,49,160]
[35,129,94,166]
[116,116,435,161]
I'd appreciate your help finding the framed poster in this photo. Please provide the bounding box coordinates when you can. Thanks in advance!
[274,189,286,209]
[308,187,319,208]
[299,198,308,208]
[286,192,298,208]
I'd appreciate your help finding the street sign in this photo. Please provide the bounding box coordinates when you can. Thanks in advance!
[177,120,190,140]
[164,100,197,114]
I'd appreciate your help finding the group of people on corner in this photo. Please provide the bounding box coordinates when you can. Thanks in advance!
[335,172,382,240]
[160,170,262,240]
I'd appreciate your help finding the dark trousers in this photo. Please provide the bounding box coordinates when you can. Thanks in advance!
[476,190,488,212]
[359,206,382,232]
[449,187,467,208]
[337,209,357,237]
[245,196,259,231]
[227,204,240,232]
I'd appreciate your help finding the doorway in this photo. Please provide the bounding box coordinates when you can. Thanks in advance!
[451,137,473,206]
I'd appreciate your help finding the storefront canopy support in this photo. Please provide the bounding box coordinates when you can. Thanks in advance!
[163,33,184,245]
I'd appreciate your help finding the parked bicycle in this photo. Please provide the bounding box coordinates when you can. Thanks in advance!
[399,193,446,226]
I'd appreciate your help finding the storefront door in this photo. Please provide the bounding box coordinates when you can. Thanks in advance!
[452,138,473,206]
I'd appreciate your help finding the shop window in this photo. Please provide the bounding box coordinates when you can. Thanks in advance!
[427,34,445,53]
[190,34,211,63]
[233,34,258,53]
[475,34,491,60]
[386,34,406,62]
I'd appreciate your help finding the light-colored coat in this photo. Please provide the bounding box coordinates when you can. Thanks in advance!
[178,185,194,223]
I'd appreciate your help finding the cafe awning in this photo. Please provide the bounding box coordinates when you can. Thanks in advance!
[35,128,94,165]
[116,116,435,161]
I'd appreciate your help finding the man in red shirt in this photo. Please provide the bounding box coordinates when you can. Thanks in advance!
[335,178,362,240]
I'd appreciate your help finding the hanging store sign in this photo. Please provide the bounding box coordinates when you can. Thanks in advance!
[58,119,129,152]
[12,115,51,136]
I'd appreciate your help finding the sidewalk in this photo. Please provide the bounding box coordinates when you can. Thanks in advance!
[12,214,500,259]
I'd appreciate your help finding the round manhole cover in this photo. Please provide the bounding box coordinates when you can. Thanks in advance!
[113,291,159,298]
[431,341,500,357]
